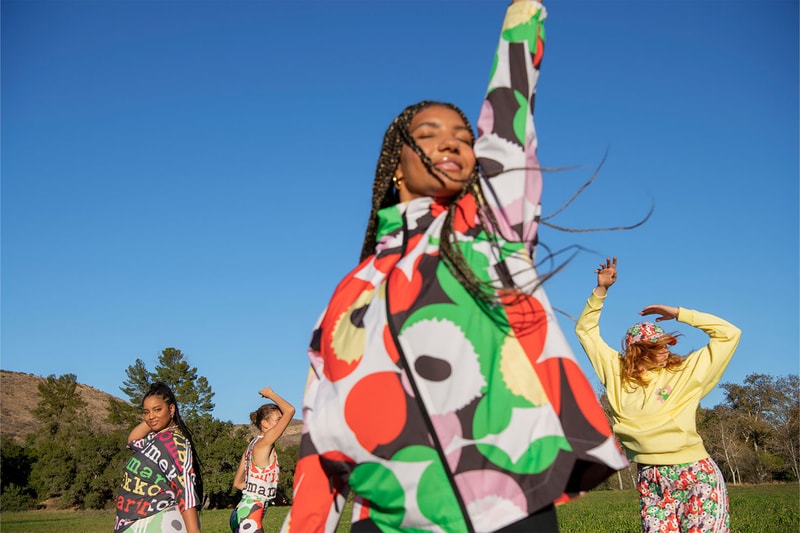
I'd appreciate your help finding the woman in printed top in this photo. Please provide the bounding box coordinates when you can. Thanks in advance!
[575,257,742,533]
[230,387,295,533]
[114,382,203,533]
[281,1,628,532]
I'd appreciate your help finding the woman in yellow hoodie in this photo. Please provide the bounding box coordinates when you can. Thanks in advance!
[575,257,741,533]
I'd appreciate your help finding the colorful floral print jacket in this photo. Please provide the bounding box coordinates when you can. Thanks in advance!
[282,3,627,532]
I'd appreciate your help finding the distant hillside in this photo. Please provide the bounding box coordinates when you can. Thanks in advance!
[0,369,302,447]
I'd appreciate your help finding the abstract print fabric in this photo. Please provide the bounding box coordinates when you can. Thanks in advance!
[282,3,628,532]
[230,436,280,533]
[115,428,198,532]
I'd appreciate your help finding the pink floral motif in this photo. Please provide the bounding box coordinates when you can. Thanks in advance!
[638,459,729,532]
[656,385,673,403]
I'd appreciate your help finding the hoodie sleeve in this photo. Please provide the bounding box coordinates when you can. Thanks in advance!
[575,291,622,387]
[676,308,742,396]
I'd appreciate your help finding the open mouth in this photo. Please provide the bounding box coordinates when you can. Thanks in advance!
[435,158,462,172]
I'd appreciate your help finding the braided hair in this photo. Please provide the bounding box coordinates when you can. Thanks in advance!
[142,382,204,506]
[359,101,510,305]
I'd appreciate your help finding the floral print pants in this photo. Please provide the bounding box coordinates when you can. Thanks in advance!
[638,458,729,532]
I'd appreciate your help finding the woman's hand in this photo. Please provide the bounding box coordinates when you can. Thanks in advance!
[640,304,679,322]
[593,257,617,297]
[259,387,273,399]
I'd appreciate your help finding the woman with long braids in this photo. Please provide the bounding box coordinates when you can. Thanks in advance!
[114,382,203,533]
[282,1,627,532]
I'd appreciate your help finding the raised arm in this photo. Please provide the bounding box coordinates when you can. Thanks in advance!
[475,0,547,250]
[594,256,617,297]
[575,257,620,386]
[674,308,742,396]
[259,386,296,444]
[639,304,679,321]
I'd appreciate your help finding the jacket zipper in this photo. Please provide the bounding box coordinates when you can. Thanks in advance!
[383,213,475,533]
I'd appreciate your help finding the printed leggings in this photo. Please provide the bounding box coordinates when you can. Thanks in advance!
[637,457,729,532]
[123,506,186,532]
[230,494,267,533]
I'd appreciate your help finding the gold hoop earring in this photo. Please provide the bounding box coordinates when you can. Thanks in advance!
[393,176,404,188]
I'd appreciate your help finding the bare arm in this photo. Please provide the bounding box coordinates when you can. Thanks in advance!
[250,387,296,467]
[259,387,296,445]
[181,506,200,533]
[232,449,247,491]
[640,304,679,321]
[127,420,151,444]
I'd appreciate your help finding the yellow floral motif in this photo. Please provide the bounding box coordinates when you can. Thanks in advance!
[500,334,549,406]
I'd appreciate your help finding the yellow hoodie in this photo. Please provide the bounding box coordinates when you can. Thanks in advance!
[575,291,741,465]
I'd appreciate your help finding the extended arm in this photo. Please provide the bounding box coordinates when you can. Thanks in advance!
[674,308,742,395]
[575,257,620,385]
[640,304,679,321]
[593,257,617,297]
[251,387,296,467]
[475,0,547,249]
[259,386,296,444]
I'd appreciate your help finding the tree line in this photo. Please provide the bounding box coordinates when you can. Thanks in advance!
[0,348,296,512]
[1,347,797,511]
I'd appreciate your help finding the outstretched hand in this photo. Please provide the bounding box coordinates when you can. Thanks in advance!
[259,387,274,399]
[640,304,679,322]
[594,257,617,296]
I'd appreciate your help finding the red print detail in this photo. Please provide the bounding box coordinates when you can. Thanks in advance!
[345,372,406,452]
[373,251,399,275]
[452,196,478,234]
[502,293,547,358]
[558,358,611,435]
[533,31,544,69]
[387,255,423,316]
[383,325,400,364]
[321,276,373,382]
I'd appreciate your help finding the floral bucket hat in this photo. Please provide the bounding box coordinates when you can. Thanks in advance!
[625,321,677,348]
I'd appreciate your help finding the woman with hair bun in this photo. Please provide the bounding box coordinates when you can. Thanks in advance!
[230,387,295,533]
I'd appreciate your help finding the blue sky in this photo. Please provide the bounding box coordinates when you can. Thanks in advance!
[3,1,797,425]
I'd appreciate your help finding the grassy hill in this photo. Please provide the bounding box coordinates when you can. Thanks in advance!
[0,369,302,446]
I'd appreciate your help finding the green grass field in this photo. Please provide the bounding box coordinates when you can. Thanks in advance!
[1,484,797,532]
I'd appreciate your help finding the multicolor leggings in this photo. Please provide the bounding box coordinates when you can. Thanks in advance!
[230,494,267,533]
[638,458,729,532]
[124,506,185,532]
